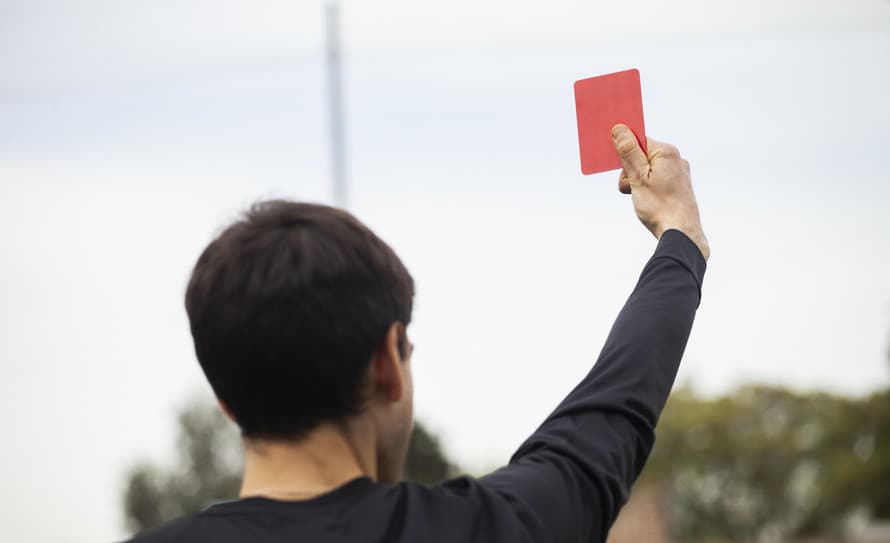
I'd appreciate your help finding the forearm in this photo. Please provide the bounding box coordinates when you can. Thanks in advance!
[565,228,707,435]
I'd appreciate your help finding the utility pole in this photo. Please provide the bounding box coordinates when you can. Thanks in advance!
[325,1,347,208]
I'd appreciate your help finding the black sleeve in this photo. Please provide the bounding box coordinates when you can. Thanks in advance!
[478,229,707,543]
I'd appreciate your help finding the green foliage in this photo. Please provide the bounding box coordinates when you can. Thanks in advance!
[122,399,242,534]
[403,422,459,484]
[122,398,458,535]
[641,385,890,542]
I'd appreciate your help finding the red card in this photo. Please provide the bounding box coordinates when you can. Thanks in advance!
[574,69,647,175]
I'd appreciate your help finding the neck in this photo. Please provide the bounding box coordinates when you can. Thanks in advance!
[239,419,376,500]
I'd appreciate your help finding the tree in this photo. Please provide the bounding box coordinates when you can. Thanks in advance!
[122,399,242,534]
[123,398,459,535]
[403,422,459,484]
[640,385,890,542]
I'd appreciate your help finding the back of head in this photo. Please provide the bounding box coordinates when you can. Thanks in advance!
[185,200,414,440]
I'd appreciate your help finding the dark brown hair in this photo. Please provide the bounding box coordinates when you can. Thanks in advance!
[185,200,414,439]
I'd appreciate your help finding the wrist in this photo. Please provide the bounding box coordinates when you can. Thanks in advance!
[658,224,709,262]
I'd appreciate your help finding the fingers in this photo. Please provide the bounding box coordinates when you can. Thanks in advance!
[617,170,632,194]
[611,124,649,180]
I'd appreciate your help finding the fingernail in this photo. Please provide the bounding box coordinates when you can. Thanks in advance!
[611,125,627,139]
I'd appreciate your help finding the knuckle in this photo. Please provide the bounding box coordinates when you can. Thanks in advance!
[617,140,638,157]
[662,144,681,158]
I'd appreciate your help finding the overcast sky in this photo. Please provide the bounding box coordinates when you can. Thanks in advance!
[2,1,889,541]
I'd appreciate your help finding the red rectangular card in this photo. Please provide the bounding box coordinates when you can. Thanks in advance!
[574,69,647,175]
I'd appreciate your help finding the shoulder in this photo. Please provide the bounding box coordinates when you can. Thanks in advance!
[121,514,198,543]
[394,477,531,528]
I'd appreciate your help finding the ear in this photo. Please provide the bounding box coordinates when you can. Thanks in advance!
[216,397,238,424]
[371,322,406,403]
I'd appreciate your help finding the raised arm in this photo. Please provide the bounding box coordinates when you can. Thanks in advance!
[478,127,709,542]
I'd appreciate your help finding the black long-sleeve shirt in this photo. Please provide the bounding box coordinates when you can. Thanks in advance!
[128,229,706,543]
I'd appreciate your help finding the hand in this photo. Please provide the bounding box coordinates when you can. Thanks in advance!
[611,125,710,261]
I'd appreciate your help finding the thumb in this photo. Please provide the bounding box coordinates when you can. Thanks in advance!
[611,124,649,180]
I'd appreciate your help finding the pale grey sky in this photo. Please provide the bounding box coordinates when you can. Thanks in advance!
[1,1,889,541]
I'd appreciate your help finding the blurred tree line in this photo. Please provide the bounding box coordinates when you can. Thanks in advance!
[124,385,889,541]
[641,385,890,542]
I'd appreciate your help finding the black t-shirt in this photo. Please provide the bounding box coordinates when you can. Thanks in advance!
[126,230,706,543]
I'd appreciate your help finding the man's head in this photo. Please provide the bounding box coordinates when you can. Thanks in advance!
[185,200,415,481]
